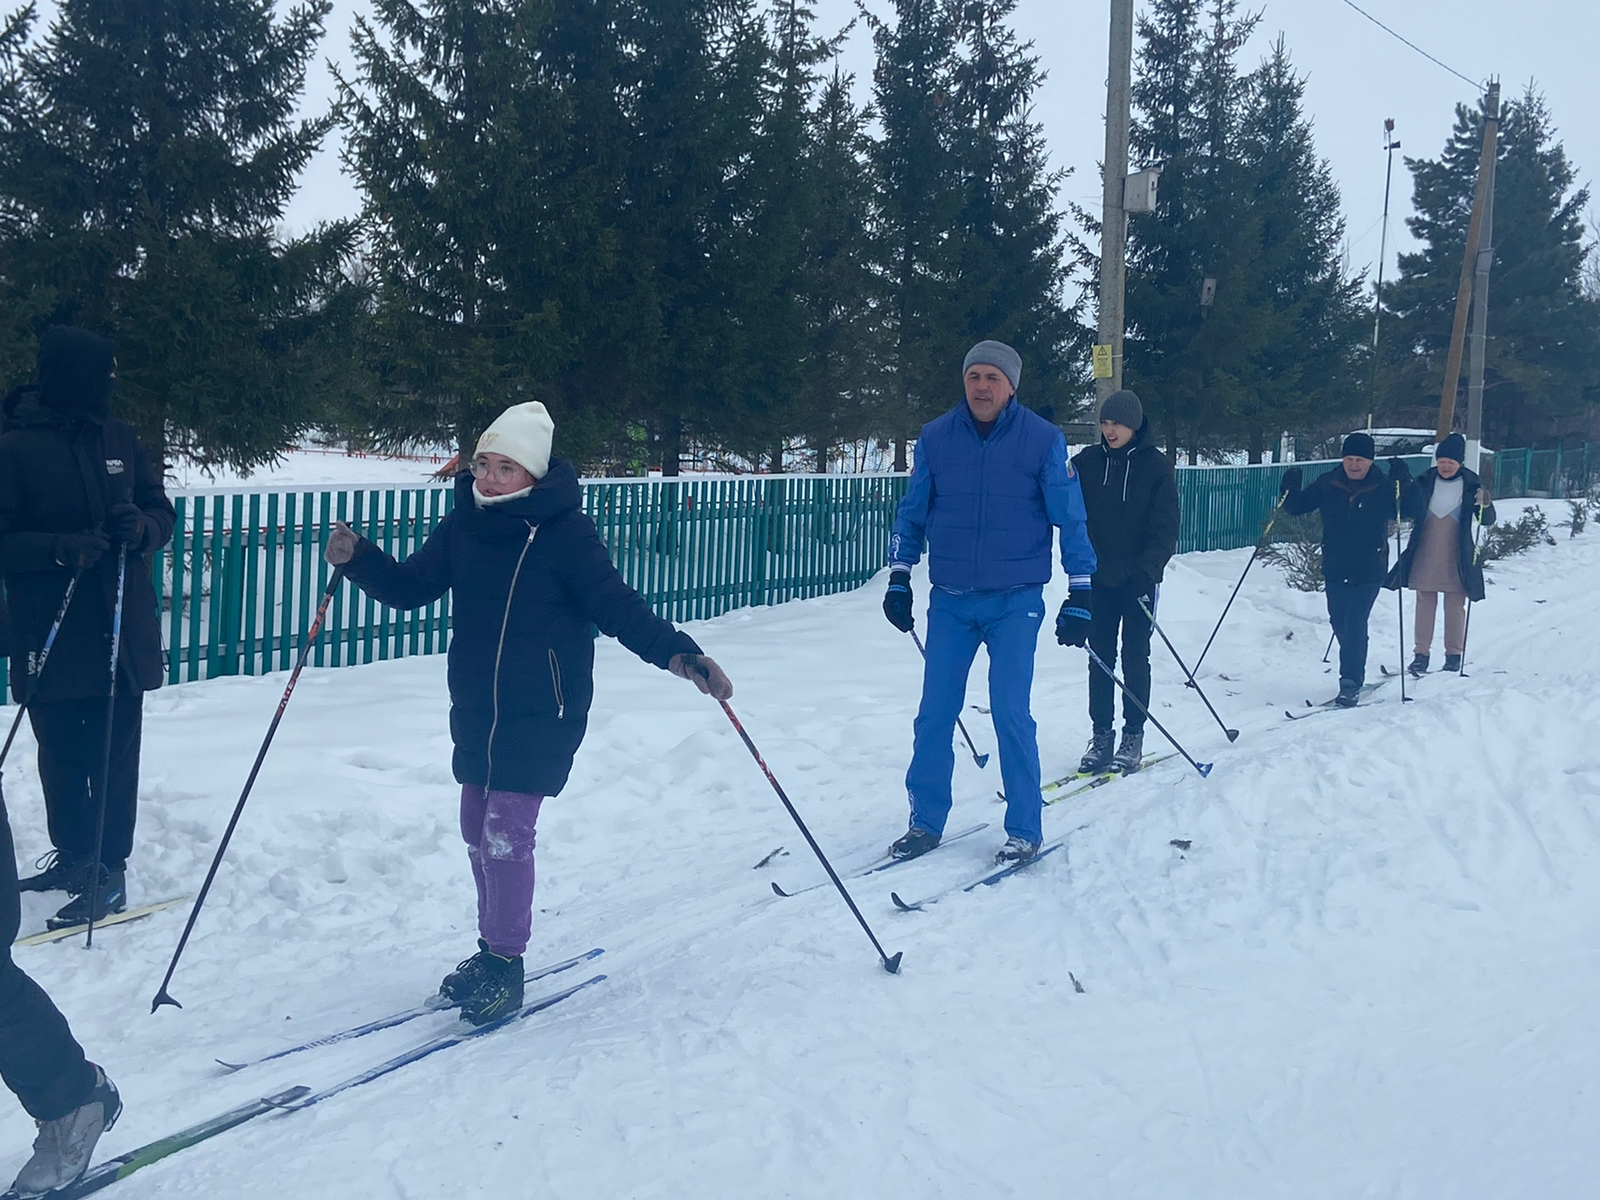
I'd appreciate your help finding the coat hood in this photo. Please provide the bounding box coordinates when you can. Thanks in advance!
[37,326,117,423]
[452,456,582,530]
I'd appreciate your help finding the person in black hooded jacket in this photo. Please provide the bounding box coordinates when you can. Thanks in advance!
[325,401,733,1025]
[1065,390,1179,776]
[0,327,175,928]
[1279,431,1414,705]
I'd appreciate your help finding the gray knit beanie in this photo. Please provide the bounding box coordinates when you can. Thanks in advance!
[962,340,1022,391]
[1099,389,1143,430]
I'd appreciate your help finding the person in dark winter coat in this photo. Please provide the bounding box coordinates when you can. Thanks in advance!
[0,327,175,928]
[1279,432,1414,706]
[883,341,1096,868]
[1066,389,1179,775]
[325,401,732,1025]
[1,798,122,1197]
[1385,432,1496,675]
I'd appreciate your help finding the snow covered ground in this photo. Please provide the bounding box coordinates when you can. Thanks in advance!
[4,500,1599,1198]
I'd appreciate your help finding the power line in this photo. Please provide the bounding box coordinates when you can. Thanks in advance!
[1337,0,1482,91]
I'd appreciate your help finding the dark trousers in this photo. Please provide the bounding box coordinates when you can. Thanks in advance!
[1325,580,1383,687]
[1088,583,1155,733]
[0,797,94,1121]
[28,689,143,870]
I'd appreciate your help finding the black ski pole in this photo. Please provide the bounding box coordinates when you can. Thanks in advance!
[1193,500,1283,677]
[716,698,902,974]
[1459,513,1486,678]
[152,568,346,1010]
[1085,646,1213,777]
[1394,480,1411,704]
[908,628,989,769]
[1322,631,1335,664]
[84,545,128,948]
[1137,597,1238,742]
[0,570,82,770]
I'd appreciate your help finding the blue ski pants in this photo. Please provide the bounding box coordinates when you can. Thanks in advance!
[906,585,1046,845]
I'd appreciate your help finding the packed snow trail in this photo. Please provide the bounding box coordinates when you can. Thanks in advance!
[4,500,1599,1197]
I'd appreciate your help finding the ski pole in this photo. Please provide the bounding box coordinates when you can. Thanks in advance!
[1394,480,1411,704]
[1085,646,1213,777]
[0,570,81,770]
[1459,510,1486,678]
[1193,500,1283,676]
[152,568,346,1010]
[1137,597,1238,743]
[1321,631,1335,664]
[715,698,902,975]
[908,628,989,769]
[84,546,128,948]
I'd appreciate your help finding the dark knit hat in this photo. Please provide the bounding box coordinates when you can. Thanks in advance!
[962,340,1022,391]
[1435,432,1467,462]
[1341,431,1376,460]
[38,326,117,422]
[1099,389,1143,430]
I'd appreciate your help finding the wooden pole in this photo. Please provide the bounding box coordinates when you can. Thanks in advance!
[1096,0,1134,403]
[1435,82,1500,442]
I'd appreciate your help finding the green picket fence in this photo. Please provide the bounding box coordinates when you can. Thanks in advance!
[3,446,1571,695]
[0,474,907,690]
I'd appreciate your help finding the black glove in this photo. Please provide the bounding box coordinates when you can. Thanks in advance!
[1055,591,1092,647]
[1389,456,1412,484]
[883,569,914,633]
[108,502,148,548]
[1278,466,1302,499]
[55,529,109,571]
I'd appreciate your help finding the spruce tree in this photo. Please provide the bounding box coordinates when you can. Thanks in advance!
[1379,87,1600,448]
[0,0,355,468]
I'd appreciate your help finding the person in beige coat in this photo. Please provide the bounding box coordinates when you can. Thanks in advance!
[1386,433,1496,675]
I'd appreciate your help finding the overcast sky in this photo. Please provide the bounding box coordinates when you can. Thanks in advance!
[268,0,1599,287]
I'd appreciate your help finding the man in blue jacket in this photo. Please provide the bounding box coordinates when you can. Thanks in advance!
[883,341,1097,865]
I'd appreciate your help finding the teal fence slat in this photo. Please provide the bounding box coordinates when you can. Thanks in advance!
[5,445,1586,697]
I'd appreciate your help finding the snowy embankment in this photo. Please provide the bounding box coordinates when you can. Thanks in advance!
[5,501,1599,1197]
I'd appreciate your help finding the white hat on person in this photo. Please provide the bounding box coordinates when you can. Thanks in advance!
[475,401,555,480]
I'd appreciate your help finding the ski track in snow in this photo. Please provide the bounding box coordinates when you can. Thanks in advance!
[4,499,1599,1197]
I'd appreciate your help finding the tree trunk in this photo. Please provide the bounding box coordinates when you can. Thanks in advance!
[659,415,682,478]
[769,442,785,474]
[893,438,908,472]
[1247,427,1264,465]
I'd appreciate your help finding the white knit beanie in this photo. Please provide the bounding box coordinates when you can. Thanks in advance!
[475,401,555,480]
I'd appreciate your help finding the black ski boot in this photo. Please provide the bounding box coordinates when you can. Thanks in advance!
[449,945,524,1027]
[434,938,506,1008]
[1443,654,1462,673]
[1078,728,1115,774]
[45,866,125,931]
[995,836,1040,865]
[888,827,941,861]
[18,851,90,895]
[1111,728,1145,774]
[1334,678,1362,708]
[1408,653,1429,678]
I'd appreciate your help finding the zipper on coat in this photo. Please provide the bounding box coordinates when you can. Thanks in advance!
[547,648,565,720]
[485,522,538,791]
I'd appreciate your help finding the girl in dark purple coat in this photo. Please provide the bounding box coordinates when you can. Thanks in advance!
[326,402,731,1023]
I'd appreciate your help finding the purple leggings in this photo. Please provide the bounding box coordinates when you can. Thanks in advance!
[460,785,545,959]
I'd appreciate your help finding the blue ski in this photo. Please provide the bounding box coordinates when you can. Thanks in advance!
[265,973,607,1112]
[770,823,989,898]
[889,838,1068,912]
[215,948,604,1072]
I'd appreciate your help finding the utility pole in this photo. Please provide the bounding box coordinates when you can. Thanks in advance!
[1095,0,1135,404]
[1436,81,1500,442]
[1464,125,1497,473]
[1370,119,1400,395]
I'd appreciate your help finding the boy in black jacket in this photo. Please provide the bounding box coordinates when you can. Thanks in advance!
[1279,432,1413,706]
[1061,390,1179,774]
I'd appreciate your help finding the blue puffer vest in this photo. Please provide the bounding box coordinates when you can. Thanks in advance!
[906,401,1065,591]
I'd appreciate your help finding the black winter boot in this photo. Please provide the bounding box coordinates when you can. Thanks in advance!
[1078,729,1116,774]
[1334,678,1362,708]
[18,851,92,895]
[1443,654,1462,673]
[888,827,941,861]
[451,946,524,1026]
[1408,653,1429,678]
[45,867,125,931]
[1111,728,1145,774]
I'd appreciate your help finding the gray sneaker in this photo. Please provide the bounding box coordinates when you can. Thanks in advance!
[1111,728,1145,773]
[12,1065,121,1199]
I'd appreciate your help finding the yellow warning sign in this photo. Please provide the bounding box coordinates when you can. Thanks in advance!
[1091,344,1114,379]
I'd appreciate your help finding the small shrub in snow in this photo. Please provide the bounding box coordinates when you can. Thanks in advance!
[1261,510,1324,591]
[1560,498,1588,538]
[1481,508,1556,565]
